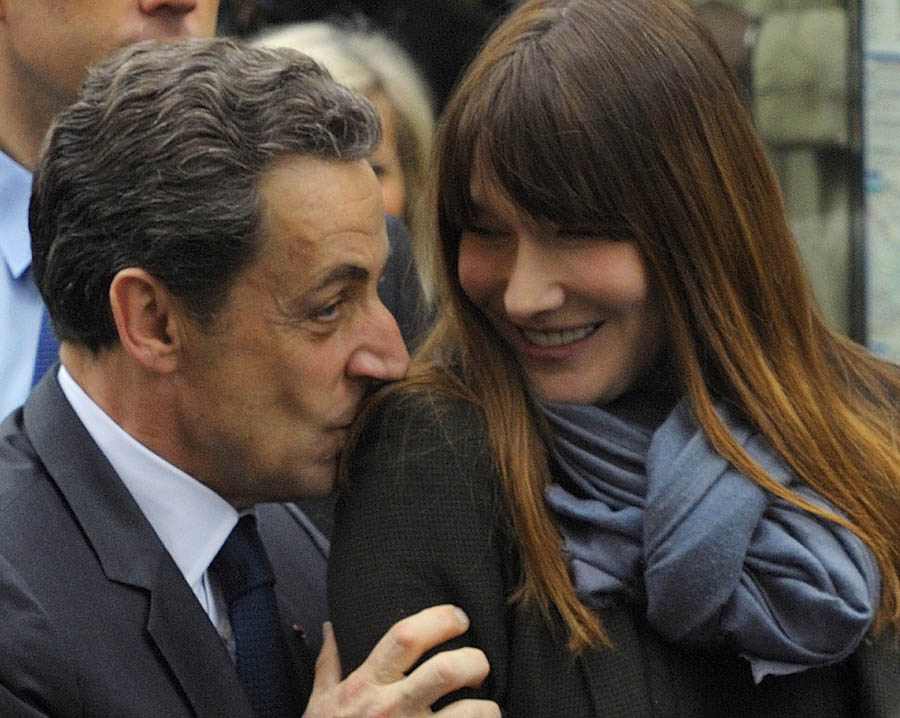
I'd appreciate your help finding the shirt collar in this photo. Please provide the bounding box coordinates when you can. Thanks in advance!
[0,149,34,279]
[57,366,239,587]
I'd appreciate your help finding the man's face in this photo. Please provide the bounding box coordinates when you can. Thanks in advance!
[171,156,410,508]
[1,0,219,107]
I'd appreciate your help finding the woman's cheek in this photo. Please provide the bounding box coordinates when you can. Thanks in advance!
[458,235,505,307]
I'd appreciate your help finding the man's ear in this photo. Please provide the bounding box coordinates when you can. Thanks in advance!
[109,268,184,373]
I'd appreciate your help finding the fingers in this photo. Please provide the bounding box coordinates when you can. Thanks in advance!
[364,604,472,683]
[433,699,502,718]
[401,646,491,709]
[302,607,499,718]
[310,622,341,696]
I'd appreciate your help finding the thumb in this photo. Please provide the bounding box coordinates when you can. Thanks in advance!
[310,622,342,697]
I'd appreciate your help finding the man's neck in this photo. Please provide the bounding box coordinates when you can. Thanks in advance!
[60,343,170,456]
[61,343,243,510]
[60,342,204,492]
[0,61,72,170]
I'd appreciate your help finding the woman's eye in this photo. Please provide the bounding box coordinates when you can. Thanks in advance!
[558,229,589,238]
[466,225,507,238]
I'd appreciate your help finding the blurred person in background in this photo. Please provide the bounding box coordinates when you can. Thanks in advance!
[219,0,515,109]
[0,0,220,420]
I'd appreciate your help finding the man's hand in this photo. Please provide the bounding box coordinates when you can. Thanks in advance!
[303,605,500,717]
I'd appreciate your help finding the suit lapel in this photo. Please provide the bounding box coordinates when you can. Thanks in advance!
[851,629,900,718]
[275,586,318,706]
[581,602,900,718]
[258,503,326,707]
[147,556,255,717]
[578,605,658,718]
[23,371,255,718]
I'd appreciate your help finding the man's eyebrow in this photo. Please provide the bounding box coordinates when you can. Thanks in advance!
[286,264,371,316]
[309,264,370,293]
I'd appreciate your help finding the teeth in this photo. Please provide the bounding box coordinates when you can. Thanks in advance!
[522,322,602,348]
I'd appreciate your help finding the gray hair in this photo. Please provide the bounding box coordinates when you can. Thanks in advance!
[253,21,435,249]
[30,36,381,351]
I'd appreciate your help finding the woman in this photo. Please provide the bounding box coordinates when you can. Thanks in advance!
[327,0,900,714]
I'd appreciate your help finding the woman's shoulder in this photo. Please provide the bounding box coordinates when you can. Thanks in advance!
[338,385,514,579]
[353,387,492,464]
[344,386,498,506]
[361,386,485,427]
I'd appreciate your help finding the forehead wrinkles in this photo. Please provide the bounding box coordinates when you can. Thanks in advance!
[255,209,388,294]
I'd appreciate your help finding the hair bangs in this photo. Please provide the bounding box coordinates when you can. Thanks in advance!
[445,44,630,241]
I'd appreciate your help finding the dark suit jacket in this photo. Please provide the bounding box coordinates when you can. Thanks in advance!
[0,369,328,717]
[329,393,900,718]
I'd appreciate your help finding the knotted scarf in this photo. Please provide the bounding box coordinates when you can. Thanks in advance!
[542,396,879,682]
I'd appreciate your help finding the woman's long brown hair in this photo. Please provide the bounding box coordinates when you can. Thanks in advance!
[361,0,900,651]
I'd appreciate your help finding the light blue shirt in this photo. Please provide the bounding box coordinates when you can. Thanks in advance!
[58,365,240,644]
[0,149,44,421]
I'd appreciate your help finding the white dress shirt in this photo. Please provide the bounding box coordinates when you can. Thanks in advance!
[58,366,239,646]
[0,149,44,420]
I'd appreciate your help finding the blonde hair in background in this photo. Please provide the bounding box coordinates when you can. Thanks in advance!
[253,20,436,289]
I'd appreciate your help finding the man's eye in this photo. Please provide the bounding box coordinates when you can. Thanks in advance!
[370,161,385,177]
[312,299,343,322]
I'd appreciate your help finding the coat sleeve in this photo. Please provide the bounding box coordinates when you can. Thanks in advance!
[327,393,516,705]
[0,553,80,717]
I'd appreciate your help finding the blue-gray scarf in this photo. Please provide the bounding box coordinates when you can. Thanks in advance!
[542,396,879,682]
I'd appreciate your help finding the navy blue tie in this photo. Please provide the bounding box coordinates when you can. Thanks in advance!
[31,307,59,387]
[210,515,299,718]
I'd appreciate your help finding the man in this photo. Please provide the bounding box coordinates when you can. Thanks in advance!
[0,38,497,718]
[0,0,221,419]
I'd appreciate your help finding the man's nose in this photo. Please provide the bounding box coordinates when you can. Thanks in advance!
[345,301,410,382]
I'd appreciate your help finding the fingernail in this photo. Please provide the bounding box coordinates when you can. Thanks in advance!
[454,607,470,628]
[322,621,333,640]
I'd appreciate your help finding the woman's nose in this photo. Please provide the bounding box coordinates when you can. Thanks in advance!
[503,236,565,319]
